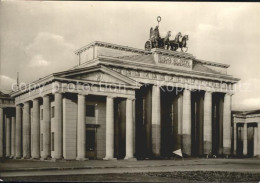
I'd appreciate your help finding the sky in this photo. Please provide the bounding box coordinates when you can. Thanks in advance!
[0,1,259,111]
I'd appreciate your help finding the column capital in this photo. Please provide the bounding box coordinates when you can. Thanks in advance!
[23,101,30,107]
[43,94,51,98]
[52,90,64,95]
[107,95,115,99]
[32,97,42,102]
[204,90,213,94]
[16,104,22,108]
[183,88,192,91]
[78,92,88,96]
[153,83,159,87]
[183,88,191,94]
[126,97,135,101]
[225,92,233,96]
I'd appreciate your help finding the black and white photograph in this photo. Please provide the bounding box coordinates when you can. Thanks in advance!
[0,1,260,182]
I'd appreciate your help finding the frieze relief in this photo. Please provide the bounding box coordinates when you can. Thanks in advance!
[109,66,233,91]
[157,55,193,69]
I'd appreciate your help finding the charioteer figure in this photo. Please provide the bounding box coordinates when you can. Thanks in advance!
[144,17,189,52]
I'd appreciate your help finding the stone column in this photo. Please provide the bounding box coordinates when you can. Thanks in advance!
[32,99,40,159]
[253,126,258,157]
[22,102,30,159]
[42,95,51,159]
[243,123,247,156]
[233,122,237,156]
[11,116,16,158]
[125,98,135,160]
[152,85,161,157]
[77,94,87,160]
[203,91,212,155]
[6,117,11,157]
[0,108,3,158]
[54,92,63,159]
[257,123,260,156]
[15,105,22,158]
[182,89,191,156]
[104,96,115,160]
[223,93,232,155]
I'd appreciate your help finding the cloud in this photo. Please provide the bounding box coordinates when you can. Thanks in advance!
[240,98,260,110]
[28,55,50,67]
[22,32,77,82]
[232,78,260,110]
[0,75,16,92]
[26,32,75,53]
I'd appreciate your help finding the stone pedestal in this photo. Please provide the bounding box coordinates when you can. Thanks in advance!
[203,91,212,155]
[15,105,22,159]
[22,102,30,159]
[32,99,40,159]
[104,96,115,160]
[182,89,191,156]
[152,85,161,157]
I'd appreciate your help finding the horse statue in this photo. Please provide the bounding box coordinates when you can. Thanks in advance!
[179,35,189,52]
[169,32,182,51]
[144,25,189,52]
[163,31,171,50]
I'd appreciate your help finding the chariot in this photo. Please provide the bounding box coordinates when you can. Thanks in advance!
[144,16,188,52]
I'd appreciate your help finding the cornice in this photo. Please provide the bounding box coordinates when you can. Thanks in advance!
[194,59,230,68]
[75,41,150,55]
[74,41,230,69]
[53,77,140,89]
[10,74,54,97]
[233,114,260,119]
[97,56,240,83]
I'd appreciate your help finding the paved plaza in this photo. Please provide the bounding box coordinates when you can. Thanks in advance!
[0,158,259,178]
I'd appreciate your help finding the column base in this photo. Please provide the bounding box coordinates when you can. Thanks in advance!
[30,157,40,161]
[152,124,161,157]
[52,156,63,161]
[223,147,231,155]
[182,134,191,156]
[14,156,22,159]
[76,157,89,161]
[124,157,137,161]
[103,157,117,161]
[203,141,212,155]
[22,156,31,160]
[40,156,51,161]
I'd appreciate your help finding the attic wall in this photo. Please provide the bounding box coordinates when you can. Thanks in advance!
[205,64,227,75]
[96,46,141,58]
[80,47,94,63]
